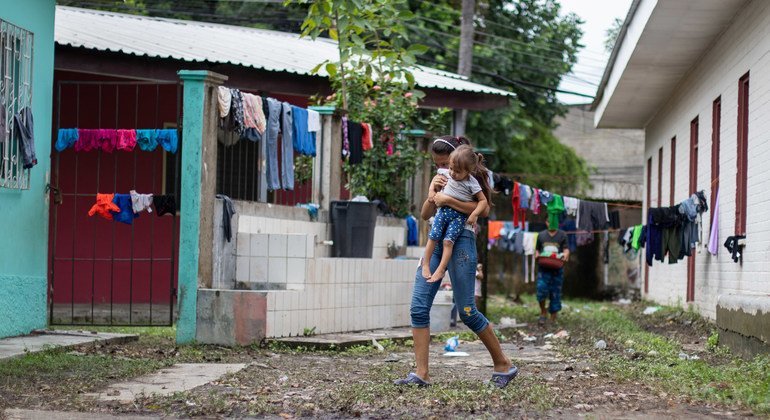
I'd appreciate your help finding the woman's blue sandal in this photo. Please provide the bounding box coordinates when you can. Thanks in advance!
[490,366,519,389]
[394,372,431,387]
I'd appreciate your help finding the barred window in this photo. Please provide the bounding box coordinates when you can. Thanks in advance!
[0,19,34,190]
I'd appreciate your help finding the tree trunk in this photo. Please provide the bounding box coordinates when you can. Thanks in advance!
[455,0,475,136]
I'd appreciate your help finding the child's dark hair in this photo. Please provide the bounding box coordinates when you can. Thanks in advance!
[431,135,472,156]
[450,145,494,203]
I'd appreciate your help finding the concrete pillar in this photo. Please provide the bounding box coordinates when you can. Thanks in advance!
[313,107,342,210]
[176,70,228,344]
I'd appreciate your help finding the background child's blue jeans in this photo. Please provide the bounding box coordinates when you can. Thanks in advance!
[410,229,489,333]
[536,268,564,313]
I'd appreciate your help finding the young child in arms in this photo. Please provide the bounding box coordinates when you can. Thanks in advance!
[422,145,492,282]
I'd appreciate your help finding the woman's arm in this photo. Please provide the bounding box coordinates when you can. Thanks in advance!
[420,174,449,220]
[433,193,491,217]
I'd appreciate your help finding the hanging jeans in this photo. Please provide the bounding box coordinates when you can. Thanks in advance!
[280,102,295,190]
[264,97,282,191]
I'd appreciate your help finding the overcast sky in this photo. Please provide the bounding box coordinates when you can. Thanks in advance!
[556,0,633,105]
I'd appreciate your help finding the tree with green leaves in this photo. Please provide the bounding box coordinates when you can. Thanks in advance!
[288,0,433,216]
[406,0,592,193]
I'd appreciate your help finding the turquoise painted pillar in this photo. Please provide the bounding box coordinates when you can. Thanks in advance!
[176,70,227,344]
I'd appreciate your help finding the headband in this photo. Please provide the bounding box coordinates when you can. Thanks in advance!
[433,138,456,150]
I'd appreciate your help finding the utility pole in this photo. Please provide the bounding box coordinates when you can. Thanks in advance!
[454,0,475,136]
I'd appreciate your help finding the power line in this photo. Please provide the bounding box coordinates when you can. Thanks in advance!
[408,26,599,90]
[413,15,607,65]
[404,23,580,68]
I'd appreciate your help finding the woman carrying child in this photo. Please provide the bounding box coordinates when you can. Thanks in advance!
[395,136,518,389]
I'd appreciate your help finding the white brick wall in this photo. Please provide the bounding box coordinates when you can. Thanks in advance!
[265,258,415,337]
[643,0,770,319]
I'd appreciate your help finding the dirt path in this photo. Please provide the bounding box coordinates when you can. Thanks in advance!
[1,300,759,418]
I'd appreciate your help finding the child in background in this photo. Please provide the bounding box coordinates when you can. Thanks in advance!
[422,145,493,282]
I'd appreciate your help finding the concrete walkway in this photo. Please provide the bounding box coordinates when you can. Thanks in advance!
[4,409,158,419]
[272,327,418,349]
[86,363,248,403]
[0,330,137,361]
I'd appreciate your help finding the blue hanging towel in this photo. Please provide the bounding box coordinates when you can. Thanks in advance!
[111,193,139,225]
[291,106,316,157]
[157,129,178,153]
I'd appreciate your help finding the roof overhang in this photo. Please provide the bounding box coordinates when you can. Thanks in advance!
[54,6,513,110]
[593,0,748,128]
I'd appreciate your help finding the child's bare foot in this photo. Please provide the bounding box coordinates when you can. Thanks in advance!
[428,268,445,283]
[421,264,432,279]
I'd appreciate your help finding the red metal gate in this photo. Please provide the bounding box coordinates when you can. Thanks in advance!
[48,80,181,326]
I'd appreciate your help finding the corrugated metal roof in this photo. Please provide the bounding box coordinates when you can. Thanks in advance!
[54,6,513,97]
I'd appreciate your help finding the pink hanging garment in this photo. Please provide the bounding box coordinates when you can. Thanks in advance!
[116,129,137,152]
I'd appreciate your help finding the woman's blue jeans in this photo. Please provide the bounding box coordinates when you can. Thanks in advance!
[410,229,489,333]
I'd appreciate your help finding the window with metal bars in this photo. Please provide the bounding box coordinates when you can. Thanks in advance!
[0,18,33,190]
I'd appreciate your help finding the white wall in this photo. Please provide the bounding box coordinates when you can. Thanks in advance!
[643,0,770,318]
[266,258,415,337]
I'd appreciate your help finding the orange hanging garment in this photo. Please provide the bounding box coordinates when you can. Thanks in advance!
[88,193,120,220]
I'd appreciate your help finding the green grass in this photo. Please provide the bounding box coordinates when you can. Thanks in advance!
[551,300,770,415]
[51,325,176,339]
[0,347,170,407]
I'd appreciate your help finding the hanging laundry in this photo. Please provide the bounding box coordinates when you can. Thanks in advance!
[546,194,564,230]
[488,221,504,239]
[341,116,350,159]
[723,235,745,263]
[13,107,36,169]
[361,123,373,151]
[539,190,553,206]
[488,170,495,192]
[608,210,621,229]
[576,200,609,246]
[215,194,236,242]
[291,105,316,157]
[136,129,159,151]
[157,129,178,153]
[56,128,79,152]
[523,232,538,256]
[227,89,245,135]
[511,181,524,229]
[98,129,118,153]
[130,190,153,214]
[514,229,525,254]
[307,109,321,133]
[493,175,513,196]
[519,184,530,210]
[347,119,364,165]
[631,225,643,250]
[74,129,96,152]
[530,188,541,214]
[280,102,295,190]
[110,194,139,225]
[153,195,176,216]
[241,93,266,141]
[264,97,282,191]
[559,219,577,252]
[116,129,137,152]
[707,189,720,255]
[563,196,579,217]
[217,86,232,118]
[646,213,663,266]
[88,193,120,221]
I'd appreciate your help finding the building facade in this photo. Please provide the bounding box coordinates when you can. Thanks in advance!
[594,0,769,353]
[0,0,56,338]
